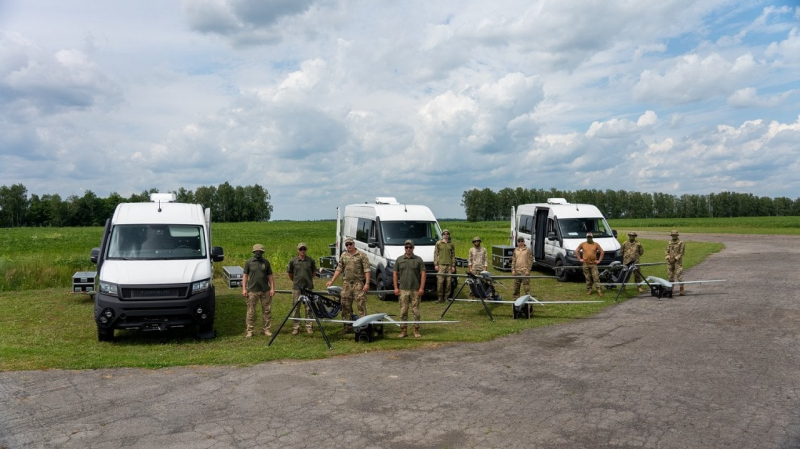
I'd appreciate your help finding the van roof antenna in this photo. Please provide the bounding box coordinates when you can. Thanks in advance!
[158,200,162,213]
[404,203,407,212]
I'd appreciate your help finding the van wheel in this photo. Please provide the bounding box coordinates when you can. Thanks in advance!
[97,327,114,342]
[376,276,395,301]
[555,259,570,282]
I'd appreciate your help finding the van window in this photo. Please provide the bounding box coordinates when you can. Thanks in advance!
[380,221,441,246]
[557,218,613,238]
[356,218,375,243]
[107,224,206,260]
[518,215,533,234]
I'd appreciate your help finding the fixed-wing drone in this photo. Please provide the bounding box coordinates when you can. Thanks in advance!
[636,276,726,299]
[439,271,601,321]
[269,287,457,349]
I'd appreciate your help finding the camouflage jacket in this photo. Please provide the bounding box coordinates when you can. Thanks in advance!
[338,250,370,282]
[665,240,685,263]
[621,241,644,265]
[511,246,533,273]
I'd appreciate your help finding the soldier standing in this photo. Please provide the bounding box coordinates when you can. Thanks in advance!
[242,243,275,337]
[665,230,686,296]
[326,237,370,333]
[468,236,488,300]
[621,231,645,293]
[393,240,426,338]
[434,229,456,303]
[511,236,533,297]
[468,236,488,274]
[287,242,317,335]
[576,232,604,296]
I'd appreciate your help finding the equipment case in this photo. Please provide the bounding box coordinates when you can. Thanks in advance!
[491,245,514,271]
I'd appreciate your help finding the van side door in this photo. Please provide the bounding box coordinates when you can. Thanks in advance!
[356,217,378,277]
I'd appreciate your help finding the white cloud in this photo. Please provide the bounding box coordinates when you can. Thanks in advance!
[1,0,799,219]
[634,53,759,104]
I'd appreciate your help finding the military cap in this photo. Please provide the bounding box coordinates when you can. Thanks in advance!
[442,229,450,234]
[404,239,415,247]
[517,236,525,241]
[297,242,307,250]
[670,230,679,236]
[627,231,637,236]
[586,232,593,237]
[252,243,265,252]
[344,237,355,244]
[472,236,481,242]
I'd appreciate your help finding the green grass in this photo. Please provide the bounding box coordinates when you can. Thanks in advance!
[609,216,800,234]
[0,216,730,371]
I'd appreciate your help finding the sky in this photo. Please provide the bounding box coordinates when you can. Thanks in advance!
[1,0,799,220]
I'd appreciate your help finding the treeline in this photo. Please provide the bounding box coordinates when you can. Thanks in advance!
[0,183,272,228]
[461,187,800,221]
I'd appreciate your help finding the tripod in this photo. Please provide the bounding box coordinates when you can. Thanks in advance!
[440,272,495,321]
[612,263,653,302]
[268,288,340,350]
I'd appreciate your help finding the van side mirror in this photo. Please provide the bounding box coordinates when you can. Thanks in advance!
[367,237,378,248]
[90,247,100,264]
[211,246,225,262]
[547,231,557,241]
[612,230,618,238]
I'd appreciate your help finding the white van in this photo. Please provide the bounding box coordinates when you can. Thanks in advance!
[511,198,621,281]
[90,193,225,341]
[334,197,443,300]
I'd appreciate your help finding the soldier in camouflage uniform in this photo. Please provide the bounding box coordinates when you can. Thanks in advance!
[665,229,685,296]
[621,231,645,293]
[468,236,488,299]
[511,236,533,297]
[393,240,426,338]
[326,237,370,333]
[434,229,456,303]
[287,242,316,335]
[242,243,275,337]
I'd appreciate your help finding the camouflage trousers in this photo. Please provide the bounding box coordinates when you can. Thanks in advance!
[582,264,602,291]
[667,262,684,282]
[398,290,421,328]
[341,281,367,326]
[436,265,452,299]
[246,291,272,333]
[513,278,530,297]
[292,289,314,330]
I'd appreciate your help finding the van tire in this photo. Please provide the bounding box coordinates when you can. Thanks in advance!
[97,327,114,342]
[376,275,395,301]
[555,259,570,282]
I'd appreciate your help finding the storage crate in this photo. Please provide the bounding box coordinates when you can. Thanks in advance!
[319,256,338,271]
[72,271,96,293]
[223,266,244,288]
[491,245,515,271]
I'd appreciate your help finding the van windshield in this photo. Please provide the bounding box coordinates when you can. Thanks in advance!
[106,224,207,260]
[558,218,613,238]
[380,221,441,246]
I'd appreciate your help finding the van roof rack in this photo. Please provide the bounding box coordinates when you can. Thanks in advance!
[375,197,399,205]
[150,193,177,203]
[547,198,568,205]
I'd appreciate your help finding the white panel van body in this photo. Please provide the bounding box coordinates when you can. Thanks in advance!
[511,198,621,281]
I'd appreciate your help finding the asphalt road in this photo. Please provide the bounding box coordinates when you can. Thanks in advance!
[2,233,799,448]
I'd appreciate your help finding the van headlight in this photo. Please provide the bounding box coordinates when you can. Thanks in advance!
[192,279,211,294]
[99,281,119,297]
[566,250,575,257]
[387,259,395,269]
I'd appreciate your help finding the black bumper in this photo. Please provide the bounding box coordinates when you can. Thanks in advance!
[94,287,215,331]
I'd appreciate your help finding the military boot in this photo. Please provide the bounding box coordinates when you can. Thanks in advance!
[679,285,685,296]
[596,288,603,297]
[397,326,408,338]
[413,326,421,338]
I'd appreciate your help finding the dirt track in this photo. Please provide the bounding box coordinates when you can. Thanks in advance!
[2,233,799,448]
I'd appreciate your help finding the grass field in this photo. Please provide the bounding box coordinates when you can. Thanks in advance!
[0,218,740,371]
